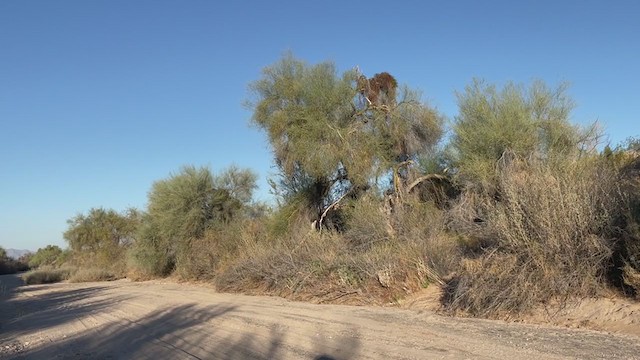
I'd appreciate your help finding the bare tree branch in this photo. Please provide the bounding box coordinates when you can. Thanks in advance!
[318,191,350,233]
[407,174,449,193]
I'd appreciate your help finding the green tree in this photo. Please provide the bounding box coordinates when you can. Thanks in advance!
[64,208,141,270]
[451,79,599,188]
[130,165,256,276]
[0,246,9,274]
[213,165,258,205]
[249,54,443,226]
[0,246,30,274]
[29,245,64,268]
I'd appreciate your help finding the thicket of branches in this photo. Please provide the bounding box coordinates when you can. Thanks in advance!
[33,54,639,318]
[0,247,29,275]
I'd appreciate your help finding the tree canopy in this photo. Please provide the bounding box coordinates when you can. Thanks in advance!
[64,207,141,268]
[451,79,598,188]
[29,245,64,268]
[250,54,443,224]
[130,165,257,276]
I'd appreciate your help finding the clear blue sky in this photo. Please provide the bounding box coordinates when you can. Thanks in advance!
[1,0,638,251]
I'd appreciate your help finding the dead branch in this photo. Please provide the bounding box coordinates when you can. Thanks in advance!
[407,174,449,193]
[318,191,350,233]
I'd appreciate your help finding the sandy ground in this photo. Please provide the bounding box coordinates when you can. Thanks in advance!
[1,274,639,360]
[400,287,640,338]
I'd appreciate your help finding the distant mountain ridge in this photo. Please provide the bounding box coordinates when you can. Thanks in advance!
[5,248,31,259]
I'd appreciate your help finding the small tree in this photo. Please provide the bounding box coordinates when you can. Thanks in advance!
[451,79,599,189]
[213,165,258,205]
[249,54,443,228]
[130,165,257,277]
[0,246,31,274]
[29,245,64,268]
[64,208,141,271]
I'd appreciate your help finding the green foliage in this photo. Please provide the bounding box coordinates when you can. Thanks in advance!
[0,246,10,275]
[29,245,64,268]
[451,79,598,188]
[213,165,258,205]
[64,207,141,271]
[250,55,356,181]
[0,246,30,274]
[30,54,639,317]
[147,166,240,240]
[129,217,174,277]
[250,54,443,223]
[130,165,257,277]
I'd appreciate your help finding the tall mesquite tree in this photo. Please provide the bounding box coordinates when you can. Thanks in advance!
[249,54,443,226]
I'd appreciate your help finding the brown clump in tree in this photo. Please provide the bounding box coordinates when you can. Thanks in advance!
[357,72,398,109]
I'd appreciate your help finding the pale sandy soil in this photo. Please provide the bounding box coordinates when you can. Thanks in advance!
[1,274,639,359]
[400,287,640,338]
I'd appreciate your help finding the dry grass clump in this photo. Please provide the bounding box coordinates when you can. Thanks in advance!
[215,222,339,296]
[443,157,620,317]
[68,268,117,283]
[342,196,392,249]
[617,154,640,295]
[392,198,461,282]
[22,266,75,285]
[176,219,268,281]
[215,194,459,304]
[623,265,640,294]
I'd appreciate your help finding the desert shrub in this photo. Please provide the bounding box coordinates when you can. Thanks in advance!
[28,245,64,268]
[174,235,219,280]
[22,266,75,285]
[611,150,640,295]
[215,215,397,302]
[0,247,30,274]
[129,165,256,278]
[176,218,266,280]
[216,195,459,304]
[443,156,620,316]
[0,261,17,275]
[64,208,140,275]
[0,247,12,274]
[342,195,391,249]
[128,217,175,278]
[215,221,326,295]
[451,79,599,190]
[392,199,461,282]
[623,265,640,294]
[68,268,116,283]
[266,194,315,238]
[0,260,29,275]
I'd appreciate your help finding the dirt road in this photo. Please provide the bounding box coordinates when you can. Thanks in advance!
[1,274,639,359]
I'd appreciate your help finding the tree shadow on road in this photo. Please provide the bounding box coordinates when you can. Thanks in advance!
[1,285,117,334]
[6,299,361,359]
[2,274,361,359]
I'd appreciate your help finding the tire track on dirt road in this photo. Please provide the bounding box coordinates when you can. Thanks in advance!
[1,274,639,359]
